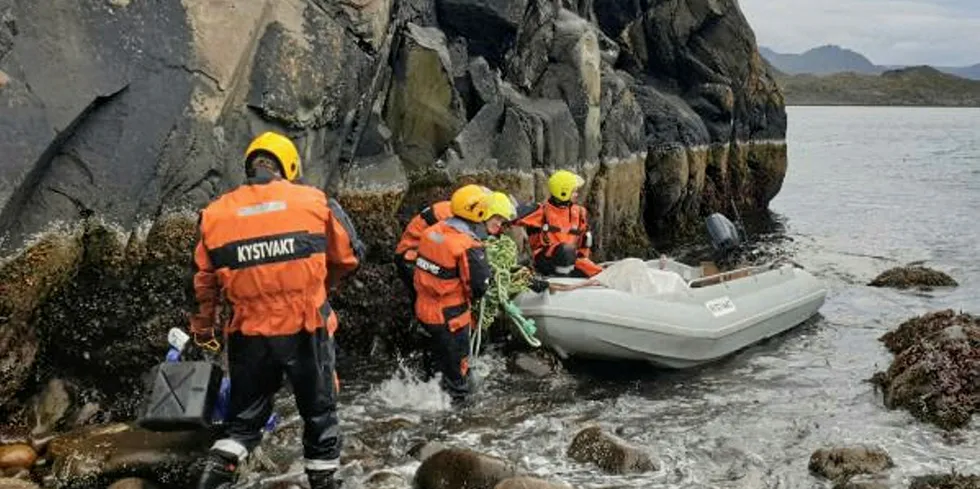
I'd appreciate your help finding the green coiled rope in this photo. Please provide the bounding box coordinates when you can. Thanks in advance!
[472,234,542,358]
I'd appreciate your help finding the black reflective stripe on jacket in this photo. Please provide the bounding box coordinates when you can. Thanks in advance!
[414,255,461,280]
[421,206,440,226]
[207,231,328,270]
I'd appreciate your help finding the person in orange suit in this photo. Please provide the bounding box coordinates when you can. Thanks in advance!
[190,131,362,489]
[513,170,603,278]
[412,184,508,406]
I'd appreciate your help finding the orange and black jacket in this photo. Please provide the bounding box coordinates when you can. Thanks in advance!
[189,173,362,337]
[413,217,492,331]
[515,197,594,259]
[394,200,453,262]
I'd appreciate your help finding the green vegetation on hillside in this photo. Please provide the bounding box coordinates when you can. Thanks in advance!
[774,66,980,107]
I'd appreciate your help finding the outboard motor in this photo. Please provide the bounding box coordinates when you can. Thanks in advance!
[705,213,742,254]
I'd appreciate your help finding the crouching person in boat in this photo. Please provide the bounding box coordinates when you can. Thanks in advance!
[513,169,603,278]
[190,131,362,489]
[413,184,522,406]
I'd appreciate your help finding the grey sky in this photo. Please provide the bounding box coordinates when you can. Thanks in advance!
[738,0,980,67]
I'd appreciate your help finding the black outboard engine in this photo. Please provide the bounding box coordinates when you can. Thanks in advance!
[705,212,742,255]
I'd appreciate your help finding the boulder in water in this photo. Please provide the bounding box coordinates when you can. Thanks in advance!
[507,350,561,378]
[871,310,980,430]
[909,473,980,489]
[414,447,520,489]
[868,265,958,290]
[566,425,658,474]
[494,476,573,489]
[833,474,894,489]
[807,445,894,483]
[0,443,37,470]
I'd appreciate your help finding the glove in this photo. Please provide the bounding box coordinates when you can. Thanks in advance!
[529,276,550,293]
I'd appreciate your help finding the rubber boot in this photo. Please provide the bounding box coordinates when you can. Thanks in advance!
[306,469,337,489]
[196,450,240,489]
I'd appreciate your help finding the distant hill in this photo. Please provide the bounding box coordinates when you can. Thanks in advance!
[775,66,980,107]
[760,45,879,75]
[761,45,980,81]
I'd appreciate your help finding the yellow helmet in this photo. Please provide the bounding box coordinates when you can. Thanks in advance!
[245,131,302,181]
[486,191,516,221]
[450,184,493,222]
[548,169,585,202]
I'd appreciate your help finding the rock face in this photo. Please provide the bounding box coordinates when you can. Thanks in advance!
[0,0,786,410]
[871,310,980,430]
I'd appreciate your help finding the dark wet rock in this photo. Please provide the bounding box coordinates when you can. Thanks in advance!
[0,444,36,470]
[868,266,958,290]
[808,445,894,483]
[833,474,894,489]
[0,231,83,410]
[0,477,40,489]
[507,350,562,378]
[30,378,72,436]
[909,473,980,489]
[385,23,467,178]
[436,0,528,63]
[414,447,520,489]
[871,310,980,430]
[494,476,573,489]
[45,424,214,489]
[107,478,160,489]
[407,440,449,462]
[566,425,658,474]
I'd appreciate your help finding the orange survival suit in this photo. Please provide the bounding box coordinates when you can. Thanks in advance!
[413,217,492,404]
[514,198,603,278]
[189,170,361,475]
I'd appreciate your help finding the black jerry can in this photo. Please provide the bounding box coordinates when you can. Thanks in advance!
[138,361,224,432]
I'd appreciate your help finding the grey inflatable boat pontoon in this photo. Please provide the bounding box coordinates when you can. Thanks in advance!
[513,258,828,368]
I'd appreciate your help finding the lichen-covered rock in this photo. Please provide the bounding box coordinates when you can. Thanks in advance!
[909,473,980,489]
[567,425,658,474]
[808,445,894,482]
[868,266,958,290]
[871,310,980,430]
[414,447,520,489]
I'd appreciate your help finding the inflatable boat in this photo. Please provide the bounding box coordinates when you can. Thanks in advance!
[513,257,828,368]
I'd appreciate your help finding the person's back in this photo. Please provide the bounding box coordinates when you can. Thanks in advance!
[198,177,355,335]
[413,217,485,331]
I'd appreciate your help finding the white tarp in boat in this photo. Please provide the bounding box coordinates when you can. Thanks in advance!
[592,258,689,296]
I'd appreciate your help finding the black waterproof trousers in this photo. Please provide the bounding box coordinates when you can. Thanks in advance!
[223,327,341,462]
[421,323,471,404]
[394,253,418,305]
[533,243,590,278]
